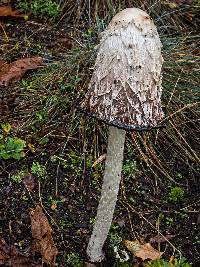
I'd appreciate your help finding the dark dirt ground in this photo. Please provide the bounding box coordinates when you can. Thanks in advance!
[0,5,200,267]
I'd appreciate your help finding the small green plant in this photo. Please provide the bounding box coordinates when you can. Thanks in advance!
[194,236,200,245]
[22,80,35,91]
[47,196,62,210]
[176,172,184,180]
[0,136,26,160]
[82,27,94,38]
[59,76,81,94]
[92,164,104,185]
[144,257,192,267]
[65,252,84,267]
[129,196,136,205]
[122,144,137,179]
[35,110,48,123]
[50,151,83,177]
[31,161,47,180]
[59,218,74,229]
[109,232,122,248]
[37,136,49,145]
[109,228,130,264]
[17,0,60,21]
[166,216,174,225]
[168,186,185,203]
[122,159,137,179]
[95,15,112,33]
[174,211,189,219]
[67,151,82,177]
[89,217,96,226]
[0,123,26,160]
[1,123,11,134]
[11,169,27,183]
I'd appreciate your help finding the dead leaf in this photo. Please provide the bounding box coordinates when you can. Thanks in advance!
[0,59,6,67]
[23,173,35,191]
[0,57,42,86]
[0,6,25,18]
[92,154,106,167]
[28,143,36,153]
[51,202,57,210]
[30,205,58,266]
[124,240,163,261]
[0,239,41,267]
[150,234,175,244]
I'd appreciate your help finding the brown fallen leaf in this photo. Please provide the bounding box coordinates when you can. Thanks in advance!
[30,205,58,267]
[0,6,25,18]
[0,59,6,67]
[0,239,41,267]
[150,234,175,244]
[0,57,43,86]
[124,240,163,261]
[51,202,57,210]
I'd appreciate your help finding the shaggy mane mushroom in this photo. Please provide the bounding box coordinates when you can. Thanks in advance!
[81,7,164,263]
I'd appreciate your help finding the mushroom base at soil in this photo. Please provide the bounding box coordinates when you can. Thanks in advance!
[87,126,126,262]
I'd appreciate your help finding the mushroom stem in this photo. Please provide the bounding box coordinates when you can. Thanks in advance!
[87,126,126,262]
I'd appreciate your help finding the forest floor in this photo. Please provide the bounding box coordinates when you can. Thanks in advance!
[0,2,200,267]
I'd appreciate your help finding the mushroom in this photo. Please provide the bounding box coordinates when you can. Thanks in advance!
[81,8,164,263]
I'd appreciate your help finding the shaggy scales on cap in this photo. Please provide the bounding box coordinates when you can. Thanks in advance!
[81,8,164,130]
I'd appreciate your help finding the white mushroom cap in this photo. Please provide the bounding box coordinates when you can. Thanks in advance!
[108,8,156,36]
[81,8,165,131]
